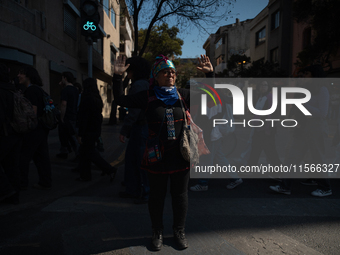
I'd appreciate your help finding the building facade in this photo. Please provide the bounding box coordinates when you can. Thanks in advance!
[249,0,293,76]
[0,0,134,117]
[203,18,253,75]
[291,15,340,77]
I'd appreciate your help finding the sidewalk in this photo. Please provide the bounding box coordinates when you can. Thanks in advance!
[0,120,126,216]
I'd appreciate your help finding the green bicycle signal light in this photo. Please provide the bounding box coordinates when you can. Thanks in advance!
[80,0,101,40]
[83,21,96,31]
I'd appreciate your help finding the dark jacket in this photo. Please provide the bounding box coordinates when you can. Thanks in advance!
[77,95,103,141]
[120,79,149,137]
[113,74,190,174]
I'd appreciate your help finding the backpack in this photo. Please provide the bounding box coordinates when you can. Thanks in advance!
[36,86,59,130]
[10,90,38,133]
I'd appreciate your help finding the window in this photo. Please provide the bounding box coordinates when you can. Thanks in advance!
[270,47,279,63]
[215,38,223,49]
[111,8,116,28]
[256,27,266,46]
[103,0,109,17]
[271,10,280,30]
[110,46,117,64]
[216,55,224,65]
[64,7,77,40]
[93,38,103,56]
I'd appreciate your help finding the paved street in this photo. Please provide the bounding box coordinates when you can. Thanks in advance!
[0,120,340,255]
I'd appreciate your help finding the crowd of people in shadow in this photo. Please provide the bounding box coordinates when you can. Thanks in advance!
[0,54,338,251]
[0,65,115,205]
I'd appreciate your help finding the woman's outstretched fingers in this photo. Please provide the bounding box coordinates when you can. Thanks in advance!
[114,55,130,75]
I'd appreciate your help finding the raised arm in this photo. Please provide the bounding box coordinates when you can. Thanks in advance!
[196,54,214,76]
[112,56,148,109]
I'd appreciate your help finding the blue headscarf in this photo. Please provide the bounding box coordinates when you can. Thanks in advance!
[151,55,178,105]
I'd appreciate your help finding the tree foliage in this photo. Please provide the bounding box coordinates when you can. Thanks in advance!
[138,23,183,63]
[292,0,340,69]
[123,0,236,57]
[175,59,205,88]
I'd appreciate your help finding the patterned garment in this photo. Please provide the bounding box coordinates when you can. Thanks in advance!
[166,108,176,140]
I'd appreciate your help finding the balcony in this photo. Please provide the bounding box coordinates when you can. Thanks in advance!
[120,16,132,41]
[215,43,225,60]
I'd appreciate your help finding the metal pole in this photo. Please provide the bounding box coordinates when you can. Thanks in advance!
[87,37,93,78]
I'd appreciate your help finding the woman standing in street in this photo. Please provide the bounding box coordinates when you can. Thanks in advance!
[112,54,213,251]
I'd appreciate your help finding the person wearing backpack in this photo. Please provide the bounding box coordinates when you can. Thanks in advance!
[17,66,52,190]
[0,63,22,204]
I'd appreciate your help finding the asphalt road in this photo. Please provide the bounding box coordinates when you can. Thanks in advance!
[0,121,339,255]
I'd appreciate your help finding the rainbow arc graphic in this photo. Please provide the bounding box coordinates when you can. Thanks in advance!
[197,82,222,106]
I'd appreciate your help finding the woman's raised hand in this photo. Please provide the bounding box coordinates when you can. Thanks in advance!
[196,54,213,73]
[114,55,130,75]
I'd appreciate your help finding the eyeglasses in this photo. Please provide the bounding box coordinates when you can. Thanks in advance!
[161,69,177,76]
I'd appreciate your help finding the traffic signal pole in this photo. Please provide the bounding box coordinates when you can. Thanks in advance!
[80,0,101,79]
[87,37,93,78]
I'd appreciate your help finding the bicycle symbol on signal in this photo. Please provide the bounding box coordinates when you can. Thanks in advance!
[83,21,96,31]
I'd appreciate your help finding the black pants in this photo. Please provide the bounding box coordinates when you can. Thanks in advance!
[78,136,112,180]
[20,127,52,188]
[248,130,281,166]
[108,100,117,124]
[282,119,331,191]
[0,134,22,194]
[148,169,190,230]
[58,120,78,155]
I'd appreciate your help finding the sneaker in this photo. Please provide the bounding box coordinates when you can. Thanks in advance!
[226,179,243,189]
[300,179,318,186]
[311,189,332,197]
[190,184,208,191]
[269,185,291,195]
